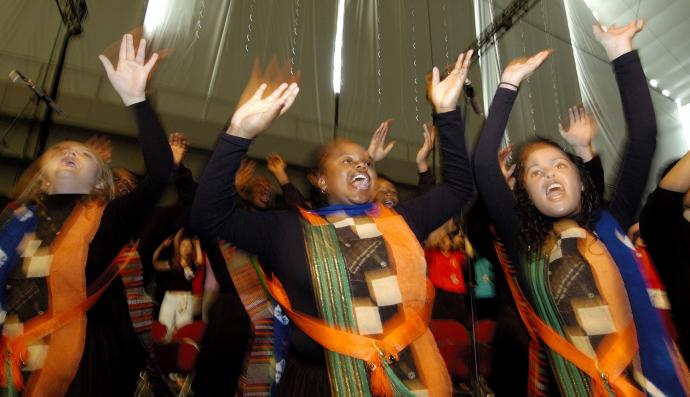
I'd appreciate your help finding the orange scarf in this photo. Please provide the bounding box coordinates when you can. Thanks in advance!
[1,201,106,396]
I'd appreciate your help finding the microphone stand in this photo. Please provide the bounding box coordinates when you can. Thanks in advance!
[460,100,493,397]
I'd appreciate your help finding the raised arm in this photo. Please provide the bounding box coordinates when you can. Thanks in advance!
[473,50,551,257]
[189,82,299,260]
[416,122,437,192]
[594,20,655,229]
[97,34,173,236]
[267,152,310,209]
[367,119,396,162]
[396,50,476,241]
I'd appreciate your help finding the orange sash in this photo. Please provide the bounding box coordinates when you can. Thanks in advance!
[1,202,108,396]
[289,206,452,396]
[494,221,643,397]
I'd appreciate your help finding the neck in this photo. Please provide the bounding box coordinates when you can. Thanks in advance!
[48,179,92,195]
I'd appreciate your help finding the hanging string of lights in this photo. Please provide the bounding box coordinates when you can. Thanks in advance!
[519,20,538,134]
[375,0,383,105]
[289,0,301,76]
[245,0,256,53]
[410,4,421,124]
[540,0,562,123]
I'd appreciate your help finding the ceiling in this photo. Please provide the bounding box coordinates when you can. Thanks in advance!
[0,0,688,189]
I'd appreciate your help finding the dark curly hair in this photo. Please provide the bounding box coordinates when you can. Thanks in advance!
[512,138,600,250]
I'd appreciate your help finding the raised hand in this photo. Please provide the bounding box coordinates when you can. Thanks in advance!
[367,119,396,162]
[416,122,437,173]
[85,135,112,164]
[593,19,644,61]
[227,82,299,139]
[500,49,553,89]
[266,152,290,186]
[428,50,473,113]
[169,132,188,167]
[559,105,598,161]
[498,144,516,190]
[98,33,159,106]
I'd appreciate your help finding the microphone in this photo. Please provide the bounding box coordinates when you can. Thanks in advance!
[8,69,64,115]
[464,79,483,116]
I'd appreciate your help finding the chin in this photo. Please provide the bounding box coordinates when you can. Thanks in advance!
[349,192,372,205]
[537,203,579,218]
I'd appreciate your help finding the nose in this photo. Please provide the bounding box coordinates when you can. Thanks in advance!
[545,168,555,179]
[354,161,368,171]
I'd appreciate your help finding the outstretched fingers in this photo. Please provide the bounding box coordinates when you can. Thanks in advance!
[144,52,159,73]
[250,83,269,102]
[118,34,127,63]
[98,55,115,76]
[278,83,299,115]
[266,82,290,102]
[136,38,147,64]
[125,33,135,61]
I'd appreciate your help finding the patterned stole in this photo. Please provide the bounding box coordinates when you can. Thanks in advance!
[220,242,289,396]
[291,205,451,396]
[1,202,105,396]
[493,214,689,397]
[528,220,640,396]
[111,243,164,389]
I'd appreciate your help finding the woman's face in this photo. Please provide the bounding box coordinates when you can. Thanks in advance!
[374,178,399,208]
[522,144,582,218]
[41,142,101,195]
[249,176,274,209]
[320,141,377,205]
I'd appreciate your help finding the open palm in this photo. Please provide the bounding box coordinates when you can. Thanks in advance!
[593,20,644,61]
[367,119,395,161]
[500,49,552,87]
[428,50,473,113]
[228,82,299,139]
[99,34,158,106]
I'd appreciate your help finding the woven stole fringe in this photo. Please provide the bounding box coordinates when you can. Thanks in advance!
[221,243,275,396]
[302,223,371,397]
[526,252,594,396]
[113,243,164,388]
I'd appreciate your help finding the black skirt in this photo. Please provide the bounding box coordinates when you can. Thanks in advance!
[277,353,331,397]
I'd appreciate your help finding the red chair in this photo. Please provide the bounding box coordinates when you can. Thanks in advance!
[151,320,207,396]
[430,319,497,380]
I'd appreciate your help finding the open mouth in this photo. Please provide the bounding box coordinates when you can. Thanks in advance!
[545,182,564,200]
[382,198,395,207]
[61,157,77,168]
[350,172,370,190]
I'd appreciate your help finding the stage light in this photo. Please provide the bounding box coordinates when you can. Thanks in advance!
[332,0,345,94]
[662,89,671,97]
[144,0,171,35]
[649,79,658,88]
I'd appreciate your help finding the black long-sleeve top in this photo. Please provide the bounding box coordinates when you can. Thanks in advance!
[473,51,656,265]
[190,109,475,362]
[67,100,172,396]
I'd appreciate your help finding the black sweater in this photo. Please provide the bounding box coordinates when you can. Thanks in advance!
[190,109,475,362]
[66,100,174,396]
[473,50,656,266]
